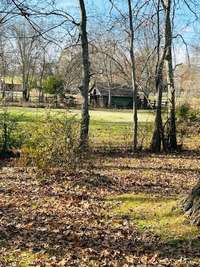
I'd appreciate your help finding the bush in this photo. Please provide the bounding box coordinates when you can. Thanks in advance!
[0,109,24,154]
[177,103,191,121]
[43,75,64,96]
[21,114,82,173]
[177,103,200,122]
[176,103,200,145]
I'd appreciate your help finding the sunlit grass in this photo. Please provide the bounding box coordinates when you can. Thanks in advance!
[3,250,49,267]
[2,107,154,149]
[109,194,199,241]
[5,107,155,123]
[2,106,199,149]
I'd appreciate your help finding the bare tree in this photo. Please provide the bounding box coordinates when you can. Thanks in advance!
[0,34,8,98]
[79,0,90,148]
[127,0,138,150]
[151,0,178,152]
[58,47,82,92]
[12,23,40,101]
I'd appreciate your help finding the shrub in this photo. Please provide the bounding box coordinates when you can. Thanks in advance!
[21,114,82,173]
[0,109,23,154]
[177,102,190,121]
[176,103,200,145]
[177,103,200,122]
[43,75,64,96]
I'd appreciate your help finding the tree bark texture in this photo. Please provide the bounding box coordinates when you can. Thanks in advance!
[151,0,166,152]
[182,181,200,226]
[79,0,90,149]
[151,56,166,152]
[162,0,177,150]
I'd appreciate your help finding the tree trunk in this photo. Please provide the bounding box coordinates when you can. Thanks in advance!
[151,0,166,152]
[79,0,90,149]
[2,81,5,99]
[151,0,176,152]
[22,83,29,101]
[128,0,138,151]
[162,0,177,151]
[22,66,30,102]
[23,87,29,102]
[151,62,165,152]
[182,181,200,225]
[39,89,44,103]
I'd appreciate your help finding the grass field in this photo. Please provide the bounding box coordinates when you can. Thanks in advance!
[1,106,199,151]
[4,107,156,149]
[6,107,155,122]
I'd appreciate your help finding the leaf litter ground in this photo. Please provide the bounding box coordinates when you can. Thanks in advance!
[1,150,200,266]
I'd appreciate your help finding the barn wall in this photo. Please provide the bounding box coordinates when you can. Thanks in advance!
[111,96,133,108]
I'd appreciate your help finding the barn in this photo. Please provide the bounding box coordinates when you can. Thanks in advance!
[90,85,149,109]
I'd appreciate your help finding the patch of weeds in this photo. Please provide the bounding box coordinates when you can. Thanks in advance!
[108,194,199,241]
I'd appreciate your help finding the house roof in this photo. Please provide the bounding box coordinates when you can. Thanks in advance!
[95,85,133,97]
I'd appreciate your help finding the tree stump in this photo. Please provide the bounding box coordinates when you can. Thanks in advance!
[182,181,200,225]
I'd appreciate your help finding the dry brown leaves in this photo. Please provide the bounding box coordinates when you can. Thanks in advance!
[0,150,200,266]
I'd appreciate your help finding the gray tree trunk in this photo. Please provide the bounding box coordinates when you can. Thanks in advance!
[128,0,138,151]
[162,0,177,150]
[151,0,166,152]
[79,0,90,149]
[151,58,166,152]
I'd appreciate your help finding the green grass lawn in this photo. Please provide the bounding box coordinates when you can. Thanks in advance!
[109,193,199,241]
[3,107,155,149]
[6,107,155,123]
[1,106,199,150]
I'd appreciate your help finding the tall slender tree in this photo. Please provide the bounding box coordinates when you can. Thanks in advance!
[13,24,39,101]
[162,0,177,150]
[151,0,177,152]
[127,0,138,151]
[79,0,90,148]
[151,0,166,152]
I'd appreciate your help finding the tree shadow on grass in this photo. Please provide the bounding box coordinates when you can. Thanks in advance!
[101,165,200,174]
[95,149,200,160]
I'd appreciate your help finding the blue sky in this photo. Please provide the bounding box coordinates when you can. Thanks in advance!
[52,0,200,64]
[2,0,198,64]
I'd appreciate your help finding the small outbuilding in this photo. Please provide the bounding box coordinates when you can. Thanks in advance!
[90,85,150,109]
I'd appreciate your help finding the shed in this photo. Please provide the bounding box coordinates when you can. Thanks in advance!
[90,85,149,109]
[90,85,133,108]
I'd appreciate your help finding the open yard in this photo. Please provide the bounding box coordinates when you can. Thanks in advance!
[2,106,198,150]
[0,107,200,266]
[4,107,155,149]
[2,0,200,265]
